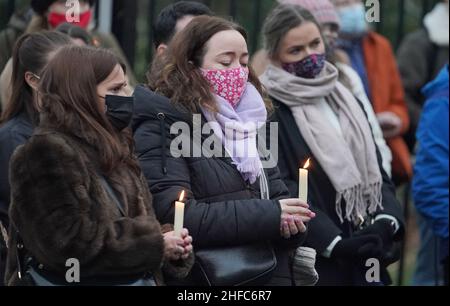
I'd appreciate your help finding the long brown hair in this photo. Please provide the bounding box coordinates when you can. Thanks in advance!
[0,31,71,125]
[38,45,138,175]
[147,15,272,113]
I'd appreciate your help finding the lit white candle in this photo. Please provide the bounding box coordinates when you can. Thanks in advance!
[299,159,311,203]
[174,190,186,237]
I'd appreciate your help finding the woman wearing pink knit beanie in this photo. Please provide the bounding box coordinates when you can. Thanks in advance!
[278,0,341,29]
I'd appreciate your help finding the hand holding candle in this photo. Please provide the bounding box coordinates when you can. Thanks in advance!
[279,198,316,239]
[299,159,310,203]
[174,190,185,237]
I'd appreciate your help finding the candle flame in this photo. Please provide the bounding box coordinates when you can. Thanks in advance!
[303,158,311,169]
[179,190,185,202]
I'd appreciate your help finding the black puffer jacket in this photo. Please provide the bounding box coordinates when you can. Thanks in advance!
[132,85,306,286]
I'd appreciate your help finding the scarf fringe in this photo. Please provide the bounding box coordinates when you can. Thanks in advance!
[236,158,263,184]
[335,182,383,225]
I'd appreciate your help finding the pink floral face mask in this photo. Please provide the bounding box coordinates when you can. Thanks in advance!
[201,66,249,108]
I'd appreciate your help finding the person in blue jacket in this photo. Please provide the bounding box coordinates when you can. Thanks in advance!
[413,64,449,286]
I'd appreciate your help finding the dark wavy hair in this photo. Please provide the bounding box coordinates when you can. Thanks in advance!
[153,1,213,48]
[38,45,139,175]
[147,15,272,114]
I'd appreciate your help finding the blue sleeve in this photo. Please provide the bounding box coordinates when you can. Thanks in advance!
[413,98,449,239]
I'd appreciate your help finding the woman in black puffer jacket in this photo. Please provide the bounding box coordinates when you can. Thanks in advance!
[133,16,316,286]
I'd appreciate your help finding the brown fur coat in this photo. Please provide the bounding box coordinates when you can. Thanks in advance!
[5,130,193,286]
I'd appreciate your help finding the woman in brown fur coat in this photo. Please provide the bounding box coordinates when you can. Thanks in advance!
[4,45,194,286]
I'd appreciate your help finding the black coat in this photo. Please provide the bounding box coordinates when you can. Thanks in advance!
[270,98,405,286]
[0,113,33,286]
[132,85,306,286]
[0,113,34,228]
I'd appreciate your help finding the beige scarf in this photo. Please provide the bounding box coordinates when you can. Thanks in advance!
[261,62,383,224]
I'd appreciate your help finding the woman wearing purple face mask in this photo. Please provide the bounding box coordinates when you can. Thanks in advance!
[133,16,316,286]
[260,4,405,286]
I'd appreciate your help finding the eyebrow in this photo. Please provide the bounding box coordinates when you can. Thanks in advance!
[109,81,127,88]
[216,51,249,58]
[288,38,321,49]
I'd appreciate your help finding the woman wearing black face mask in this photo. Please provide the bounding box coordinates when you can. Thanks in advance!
[4,46,194,286]
[260,4,405,286]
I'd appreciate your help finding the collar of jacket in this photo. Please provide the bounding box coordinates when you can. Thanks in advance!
[132,85,269,185]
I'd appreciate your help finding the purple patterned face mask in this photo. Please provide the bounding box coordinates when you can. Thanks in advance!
[282,54,326,79]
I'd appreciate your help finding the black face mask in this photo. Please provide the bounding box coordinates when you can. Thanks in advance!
[102,95,134,131]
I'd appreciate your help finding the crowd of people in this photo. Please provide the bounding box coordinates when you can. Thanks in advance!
[0,0,447,286]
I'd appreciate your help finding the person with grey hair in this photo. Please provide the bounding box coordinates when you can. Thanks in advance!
[260,3,405,285]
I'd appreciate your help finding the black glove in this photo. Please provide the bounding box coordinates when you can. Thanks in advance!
[354,219,398,265]
[331,235,383,260]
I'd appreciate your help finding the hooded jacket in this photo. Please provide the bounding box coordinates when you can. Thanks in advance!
[132,85,306,285]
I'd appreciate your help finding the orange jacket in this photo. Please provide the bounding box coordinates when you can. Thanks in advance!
[363,31,412,182]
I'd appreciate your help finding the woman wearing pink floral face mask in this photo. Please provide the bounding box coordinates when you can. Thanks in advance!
[132,16,317,286]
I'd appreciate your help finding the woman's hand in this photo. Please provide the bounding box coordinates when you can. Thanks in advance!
[179,228,194,260]
[163,230,190,261]
[281,214,308,239]
[279,199,316,239]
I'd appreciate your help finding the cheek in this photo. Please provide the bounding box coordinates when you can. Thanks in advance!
[96,87,107,112]
[200,58,222,70]
[98,97,106,113]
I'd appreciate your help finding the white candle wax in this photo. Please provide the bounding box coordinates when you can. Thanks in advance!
[174,201,185,237]
[299,168,308,203]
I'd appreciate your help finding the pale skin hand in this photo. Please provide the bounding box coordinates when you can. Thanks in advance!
[163,229,193,261]
[279,199,316,239]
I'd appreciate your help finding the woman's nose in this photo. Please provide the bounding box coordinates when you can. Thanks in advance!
[305,48,315,56]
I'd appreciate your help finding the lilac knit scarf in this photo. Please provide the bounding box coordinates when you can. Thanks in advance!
[201,83,268,184]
